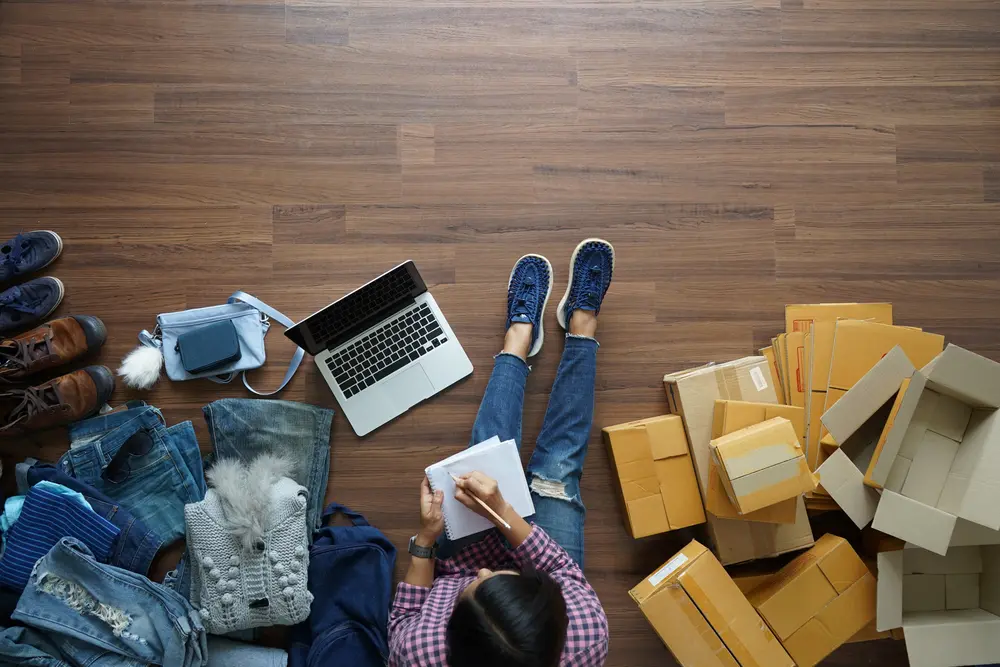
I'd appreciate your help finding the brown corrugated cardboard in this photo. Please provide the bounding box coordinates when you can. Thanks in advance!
[603,415,705,538]
[761,346,785,405]
[864,377,913,489]
[664,358,815,565]
[747,534,876,667]
[877,545,1000,667]
[712,400,806,447]
[825,320,944,399]
[868,345,1000,555]
[785,304,893,470]
[710,418,817,515]
[630,541,794,667]
[816,347,914,528]
[705,458,799,524]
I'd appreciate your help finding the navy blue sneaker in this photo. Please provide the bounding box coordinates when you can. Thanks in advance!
[0,277,65,335]
[507,254,553,357]
[557,238,615,330]
[0,231,63,283]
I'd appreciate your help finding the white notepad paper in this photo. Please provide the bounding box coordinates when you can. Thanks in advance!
[425,436,535,540]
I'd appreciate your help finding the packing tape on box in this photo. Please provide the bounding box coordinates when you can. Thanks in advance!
[715,367,744,402]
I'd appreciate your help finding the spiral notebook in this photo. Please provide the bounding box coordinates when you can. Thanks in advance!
[425,436,535,540]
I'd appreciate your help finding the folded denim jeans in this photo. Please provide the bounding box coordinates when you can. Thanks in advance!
[203,399,334,535]
[58,401,207,547]
[12,538,208,667]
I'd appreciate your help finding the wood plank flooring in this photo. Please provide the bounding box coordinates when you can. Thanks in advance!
[2,0,999,663]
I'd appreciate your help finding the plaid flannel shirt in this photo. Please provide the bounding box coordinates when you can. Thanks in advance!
[388,525,608,666]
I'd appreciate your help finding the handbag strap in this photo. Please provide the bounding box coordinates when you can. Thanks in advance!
[227,291,305,396]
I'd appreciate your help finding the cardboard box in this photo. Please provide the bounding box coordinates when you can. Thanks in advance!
[733,561,898,645]
[816,347,916,528]
[869,345,1000,555]
[603,415,706,538]
[748,534,877,667]
[710,418,818,515]
[878,545,1000,667]
[760,346,785,405]
[664,358,815,565]
[706,401,804,524]
[786,304,893,468]
[630,540,794,667]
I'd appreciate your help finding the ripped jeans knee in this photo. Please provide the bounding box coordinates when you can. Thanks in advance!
[37,572,146,644]
[530,475,574,501]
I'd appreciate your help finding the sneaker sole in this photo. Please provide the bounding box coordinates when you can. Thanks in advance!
[557,238,616,331]
[37,230,64,271]
[508,254,553,358]
[42,277,65,321]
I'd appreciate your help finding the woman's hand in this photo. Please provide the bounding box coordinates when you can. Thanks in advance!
[454,471,511,525]
[418,477,445,547]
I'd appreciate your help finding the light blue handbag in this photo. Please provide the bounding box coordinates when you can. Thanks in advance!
[147,292,304,396]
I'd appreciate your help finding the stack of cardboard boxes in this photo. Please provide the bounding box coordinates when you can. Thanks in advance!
[606,302,1000,667]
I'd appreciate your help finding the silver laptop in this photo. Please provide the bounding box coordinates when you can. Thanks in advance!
[285,261,473,436]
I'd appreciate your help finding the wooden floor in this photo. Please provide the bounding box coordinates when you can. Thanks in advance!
[3,0,1000,663]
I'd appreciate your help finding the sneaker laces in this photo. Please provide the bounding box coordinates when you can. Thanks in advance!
[0,286,42,315]
[511,273,538,318]
[1,234,26,274]
[579,264,604,310]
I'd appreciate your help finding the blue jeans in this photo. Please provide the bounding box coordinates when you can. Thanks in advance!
[7,537,207,667]
[464,334,598,567]
[59,401,206,547]
[202,399,334,537]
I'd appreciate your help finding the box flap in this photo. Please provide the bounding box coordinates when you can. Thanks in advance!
[817,535,870,593]
[708,499,815,566]
[923,344,1000,408]
[630,541,707,603]
[678,552,794,667]
[902,608,1000,667]
[869,372,931,486]
[865,377,913,489]
[655,456,707,530]
[877,550,904,631]
[749,558,837,641]
[904,546,984,575]
[646,414,690,460]
[705,459,799,524]
[822,346,915,445]
[900,430,960,507]
[781,573,877,667]
[817,448,880,529]
[872,490,958,556]
[827,321,944,392]
[956,410,1000,531]
[713,400,806,448]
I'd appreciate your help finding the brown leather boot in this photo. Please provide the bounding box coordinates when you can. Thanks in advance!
[0,316,106,382]
[0,366,114,437]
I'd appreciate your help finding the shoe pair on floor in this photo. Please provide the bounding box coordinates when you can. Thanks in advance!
[0,231,113,437]
[506,238,615,357]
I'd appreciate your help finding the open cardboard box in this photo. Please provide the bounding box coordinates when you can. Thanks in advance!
[878,544,1000,667]
[816,346,915,528]
[868,344,1000,555]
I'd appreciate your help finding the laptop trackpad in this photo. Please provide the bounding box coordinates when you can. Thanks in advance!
[387,365,434,411]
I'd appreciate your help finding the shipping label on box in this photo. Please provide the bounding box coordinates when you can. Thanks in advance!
[710,417,818,515]
[604,414,705,538]
[748,534,876,667]
[630,541,794,667]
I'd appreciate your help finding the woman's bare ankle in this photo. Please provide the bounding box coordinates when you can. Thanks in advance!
[568,310,598,338]
[503,322,533,359]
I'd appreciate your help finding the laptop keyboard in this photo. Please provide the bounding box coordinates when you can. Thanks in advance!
[324,303,448,398]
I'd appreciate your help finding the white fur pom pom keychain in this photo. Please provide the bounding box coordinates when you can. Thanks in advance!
[117,329,163,390]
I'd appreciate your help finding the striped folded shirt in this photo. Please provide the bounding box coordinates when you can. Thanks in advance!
[0,485,119,591]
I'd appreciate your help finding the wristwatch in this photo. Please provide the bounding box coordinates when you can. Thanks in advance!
[408,535,437,559]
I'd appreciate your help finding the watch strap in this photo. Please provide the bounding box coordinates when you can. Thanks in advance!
[409,535,436,559]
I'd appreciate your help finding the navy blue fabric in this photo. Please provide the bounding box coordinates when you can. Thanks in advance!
[289,503,396,667]
[25,463,164,576]
[0,278,62,334]
[563,240,614,323]
[506,255,551,352]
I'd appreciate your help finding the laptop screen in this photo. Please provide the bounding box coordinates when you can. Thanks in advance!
[285,261,426,355]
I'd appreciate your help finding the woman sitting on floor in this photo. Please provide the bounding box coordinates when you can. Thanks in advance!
[389,240,614,667]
